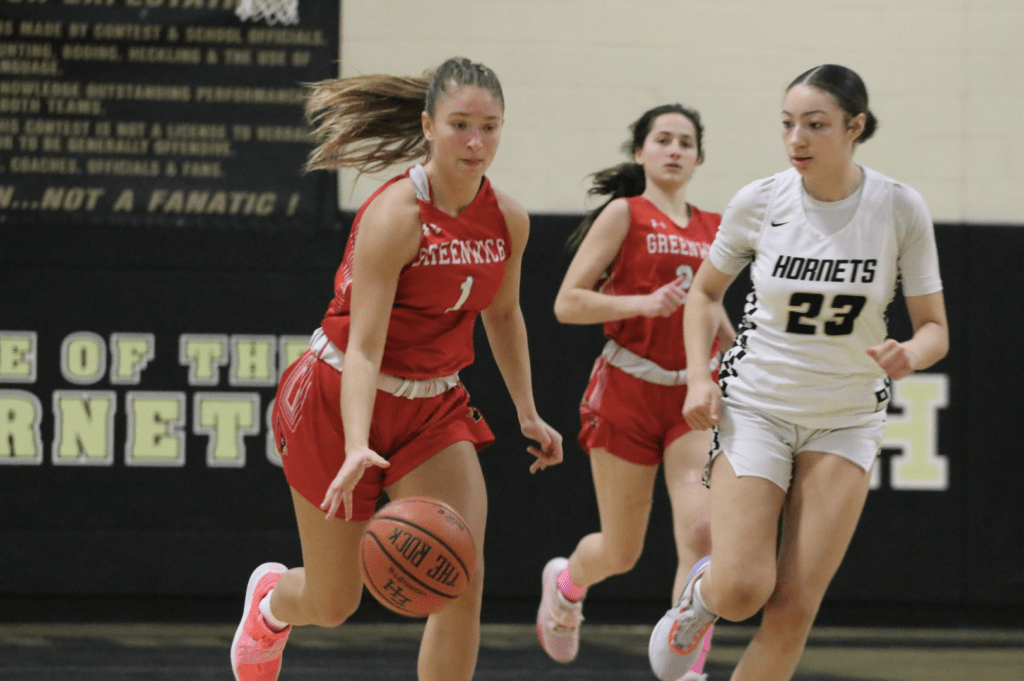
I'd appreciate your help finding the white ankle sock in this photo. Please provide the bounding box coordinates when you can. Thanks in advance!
[692,578,715,617]
[259,592,289,632]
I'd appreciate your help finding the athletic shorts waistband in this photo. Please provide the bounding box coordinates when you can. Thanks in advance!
[309,327,459,399]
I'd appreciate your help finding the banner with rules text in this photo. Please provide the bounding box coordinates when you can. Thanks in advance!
[0,0,339,229]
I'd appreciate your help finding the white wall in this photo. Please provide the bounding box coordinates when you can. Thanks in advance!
[338,0,1024,224]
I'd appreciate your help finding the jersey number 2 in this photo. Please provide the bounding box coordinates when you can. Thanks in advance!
[675,264,695,289]
[445,275,474,312]
[786,292,866,336]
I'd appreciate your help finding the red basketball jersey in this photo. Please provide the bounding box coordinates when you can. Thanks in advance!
[600,196,721,370]
[322,167,509,379]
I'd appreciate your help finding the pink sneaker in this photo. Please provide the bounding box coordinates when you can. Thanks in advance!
[536,557,584,663]
[230,562,291,681]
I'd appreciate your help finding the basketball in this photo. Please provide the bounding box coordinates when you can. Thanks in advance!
[360,496,477,618]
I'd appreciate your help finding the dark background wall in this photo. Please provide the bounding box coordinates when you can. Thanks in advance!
[2,215,1022,628]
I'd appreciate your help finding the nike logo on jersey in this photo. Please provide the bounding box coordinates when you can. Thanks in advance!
[772,255,877,283]
[770,220,788,227]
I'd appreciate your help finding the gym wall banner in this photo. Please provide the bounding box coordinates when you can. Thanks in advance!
[0,0,339,229]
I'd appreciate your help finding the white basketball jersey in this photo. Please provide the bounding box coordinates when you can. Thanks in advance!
[710,166,942,429]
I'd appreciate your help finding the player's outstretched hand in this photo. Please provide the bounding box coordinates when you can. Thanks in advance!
[321,446,390,520]
[683,376,722,431]
[520,416,563,474]
[866,338,914,380]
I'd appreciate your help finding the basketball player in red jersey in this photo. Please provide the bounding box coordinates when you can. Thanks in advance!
[536,105,734,681]
[230,57,563,681]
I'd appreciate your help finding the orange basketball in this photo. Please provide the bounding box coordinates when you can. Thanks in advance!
[360,496,477,618]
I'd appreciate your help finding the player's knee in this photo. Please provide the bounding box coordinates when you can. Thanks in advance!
[602,539,644,575]
[762,589,821,636]
[467,555,485,592]
[310,591,362,628]
[711,568,775,621]
[676,514,711,558]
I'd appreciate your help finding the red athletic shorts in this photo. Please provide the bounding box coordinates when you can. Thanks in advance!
[578,357,711,466]
[272,350,495,520]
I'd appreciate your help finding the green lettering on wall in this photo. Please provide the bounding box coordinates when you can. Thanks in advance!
[0,332,37,383]
[0,390,43,464]
[125,392,186,467]
[52,391,115,465]
[194,392,259,467]
[884,374,949,490]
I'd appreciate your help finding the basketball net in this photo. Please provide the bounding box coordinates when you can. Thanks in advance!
[235,0,299,26]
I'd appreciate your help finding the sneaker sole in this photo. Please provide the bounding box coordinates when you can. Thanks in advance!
[230,562,286,681]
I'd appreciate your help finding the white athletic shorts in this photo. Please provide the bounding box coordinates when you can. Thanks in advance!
[709,401,884,491]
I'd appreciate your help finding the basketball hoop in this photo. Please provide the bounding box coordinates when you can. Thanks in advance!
[235,0,299,26]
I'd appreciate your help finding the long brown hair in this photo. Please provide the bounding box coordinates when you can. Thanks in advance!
[304,57,504,174]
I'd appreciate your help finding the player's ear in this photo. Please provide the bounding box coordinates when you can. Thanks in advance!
[848,112,866,142]
[421,111,434,142]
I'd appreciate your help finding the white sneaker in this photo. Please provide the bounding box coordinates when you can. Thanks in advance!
[648,557,717,681]
[536,557,584,663]
[678,621,714,680]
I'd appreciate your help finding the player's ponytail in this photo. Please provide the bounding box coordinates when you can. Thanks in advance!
[565,163,646,252]
[305,57,504,174]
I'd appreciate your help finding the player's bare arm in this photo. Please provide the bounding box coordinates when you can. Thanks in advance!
[682,260,739,429]
[324,181,421,518]
[483,189,563,471]
[867,290,948,380]
[554,198,684,324]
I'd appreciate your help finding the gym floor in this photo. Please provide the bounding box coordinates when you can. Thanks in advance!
[4,622,1023,680]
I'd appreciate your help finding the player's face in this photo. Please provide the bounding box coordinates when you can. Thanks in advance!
[781,83,864,178]
[422,84,504,181]
[634,113,701,189]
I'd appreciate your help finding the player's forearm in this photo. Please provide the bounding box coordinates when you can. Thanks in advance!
[482,306,540,421]
[340,348,382,451]
[554,288,650,325]
[714,306,737,352]
[903,321,949,372]
[683,290,721,382]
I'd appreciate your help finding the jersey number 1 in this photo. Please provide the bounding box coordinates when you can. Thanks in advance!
[446,276,474,312]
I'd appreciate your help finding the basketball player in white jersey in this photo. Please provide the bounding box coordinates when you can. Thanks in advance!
[648,65,949,681]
